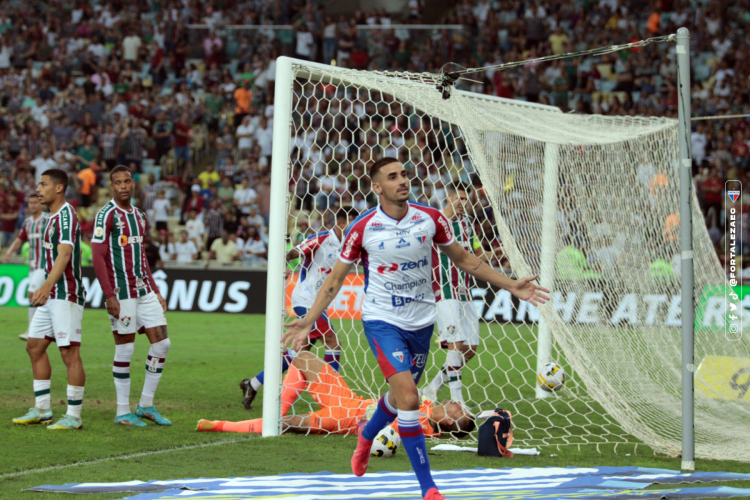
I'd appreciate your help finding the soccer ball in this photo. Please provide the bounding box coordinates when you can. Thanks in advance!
[370,426,400,457]
[537,362,567,392]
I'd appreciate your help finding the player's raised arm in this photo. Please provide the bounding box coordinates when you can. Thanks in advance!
[440,241,550,307]
[282,258,352,351]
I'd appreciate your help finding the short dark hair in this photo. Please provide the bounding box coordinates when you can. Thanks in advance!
[369,156,400,180]
[446,182,471,195]
[438,414,477,439]
[110,165,131,181]
[336,207,359,221]
[42,169,68,191]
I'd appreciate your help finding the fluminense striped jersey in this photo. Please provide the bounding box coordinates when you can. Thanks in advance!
[433,216,482,302]
[39,203,85,305]
[18,213,48,272]
[92,199,153,300]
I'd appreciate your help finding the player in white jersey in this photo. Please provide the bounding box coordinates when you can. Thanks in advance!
[240,208,359,410]
[4,195,47,341]
[283,158,549,500]
[422,182,502,406]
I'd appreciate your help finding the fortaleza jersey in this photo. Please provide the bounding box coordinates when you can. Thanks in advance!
[340,202,455,330]
[91,200,153,300]
[434,216,482,302]
[39,203,85,305]
[18,213,48,272]
[291,229,342,309]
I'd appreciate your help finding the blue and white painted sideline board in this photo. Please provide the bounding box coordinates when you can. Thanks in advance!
[30,467,750,499]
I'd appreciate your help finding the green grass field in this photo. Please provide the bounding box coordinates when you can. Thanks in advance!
[1,309,748,500]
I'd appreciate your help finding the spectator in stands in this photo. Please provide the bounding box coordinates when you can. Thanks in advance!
[204,199,225,250]
[185,208,205,249]
[235,116,255,161]
[209,229,240,264]
[152,190,171,233]
[175,230,199,263]
[233,177,257,220]
[199,165,220,190]
[174,113,193,175]
[218,177,235,212]
[157,230,176,267]
[1,191,20,248]
[242,225,267,265]
[186,184,205,218]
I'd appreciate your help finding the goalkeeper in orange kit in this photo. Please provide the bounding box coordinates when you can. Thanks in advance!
[197,351,475,437]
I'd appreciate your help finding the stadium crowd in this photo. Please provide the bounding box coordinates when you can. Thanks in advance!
[0,0,748,275]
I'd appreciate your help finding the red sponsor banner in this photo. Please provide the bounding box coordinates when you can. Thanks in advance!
[285,273,365,319]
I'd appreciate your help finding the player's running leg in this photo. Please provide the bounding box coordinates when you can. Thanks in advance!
[356,321,442,499]
[135,324,172,425]
[14,335,54,425]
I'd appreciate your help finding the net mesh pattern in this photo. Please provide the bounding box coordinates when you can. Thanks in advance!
[275,63,749,461]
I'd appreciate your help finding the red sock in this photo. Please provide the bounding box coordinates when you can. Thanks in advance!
[281,364,306,416]
[222,418,262,433]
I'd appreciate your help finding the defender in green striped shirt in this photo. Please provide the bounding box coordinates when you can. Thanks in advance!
[423,183,501,406]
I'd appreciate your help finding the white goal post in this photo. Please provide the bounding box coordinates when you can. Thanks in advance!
[262,30,750,464]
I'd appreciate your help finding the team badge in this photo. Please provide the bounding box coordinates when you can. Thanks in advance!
[121,317,132,327]
[136,277,146,289]
[414,230,428,245]
[728,190,741,202]
[94,226,104,238]
[392,351,404,363]
[48,225,55,237]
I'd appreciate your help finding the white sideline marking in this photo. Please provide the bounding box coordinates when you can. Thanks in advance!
[0,436,255,479]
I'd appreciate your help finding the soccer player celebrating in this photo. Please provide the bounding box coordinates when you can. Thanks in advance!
[240,207,358,409]
[13,169,86,430]
[283,157,549,500]
[422,183,500,406]
[4,194,47,341]
[92,166,171,427]
[200,351,474,436]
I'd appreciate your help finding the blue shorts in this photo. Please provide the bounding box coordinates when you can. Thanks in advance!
[362,320,433,383]
[293,306,334,341]
[175,146,191,163]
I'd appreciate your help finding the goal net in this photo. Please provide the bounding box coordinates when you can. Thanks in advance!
[264,56,750,462]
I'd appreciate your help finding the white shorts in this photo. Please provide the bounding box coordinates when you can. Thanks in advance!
[29,299,84,348]
[28,269,46,294]
[109,292,167,335]
[436,299,480,347]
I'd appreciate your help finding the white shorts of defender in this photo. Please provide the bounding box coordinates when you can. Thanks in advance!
[436,299,480,346]
[29,299,84,348]
[27,269,46,294]
[109,292,167,335]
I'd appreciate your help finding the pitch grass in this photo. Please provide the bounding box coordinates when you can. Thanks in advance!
[0,309,748,500]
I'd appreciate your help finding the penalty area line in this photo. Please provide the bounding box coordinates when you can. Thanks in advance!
[0,435,256,480]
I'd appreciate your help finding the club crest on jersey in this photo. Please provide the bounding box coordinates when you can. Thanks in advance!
[392,351,404,363]
[121,317,132,327]
[396,238,411,249]
[369,222,385,231]
[136,277,146,289]
[414,230,428,245]
[728,190,741,202]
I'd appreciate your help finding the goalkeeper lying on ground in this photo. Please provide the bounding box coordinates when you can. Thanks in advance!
[197,351,475,437]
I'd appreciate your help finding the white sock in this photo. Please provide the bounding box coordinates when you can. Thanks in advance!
[33,380,51,411]
[426,366,448,395]
[250,377,262,391]
[140,338,171,408]
[28,307,37,326]
[66,385,84,419]
[446,350,464,405]
[113,343,135,416]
